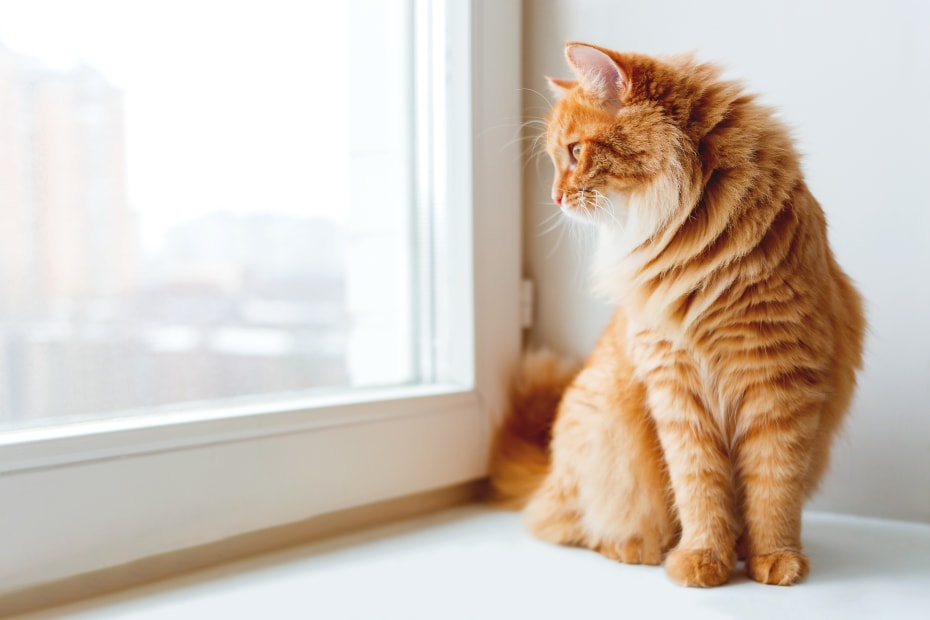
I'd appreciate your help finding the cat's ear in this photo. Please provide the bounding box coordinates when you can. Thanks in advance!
[564,43,629,107]
[545,76,577,100]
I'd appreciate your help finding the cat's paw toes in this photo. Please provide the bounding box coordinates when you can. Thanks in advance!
[665,548,732,587]
[746,550,809,585]
[596,536,663,565]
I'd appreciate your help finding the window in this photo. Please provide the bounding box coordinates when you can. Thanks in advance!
[0,0,521,594]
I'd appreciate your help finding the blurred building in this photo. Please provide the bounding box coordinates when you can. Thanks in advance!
[0,42,137,319]
[1,40,352,426]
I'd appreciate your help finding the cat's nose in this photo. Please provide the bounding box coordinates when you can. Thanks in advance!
[553,192,563,206]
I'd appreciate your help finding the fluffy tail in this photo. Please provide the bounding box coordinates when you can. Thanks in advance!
[487,349,580,508]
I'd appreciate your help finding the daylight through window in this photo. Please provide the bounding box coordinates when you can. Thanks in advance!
[0,0,431,428]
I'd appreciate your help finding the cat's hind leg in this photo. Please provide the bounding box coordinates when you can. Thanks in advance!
[593,530,668,566]
[575,386,678,567]
[523,476,588,548]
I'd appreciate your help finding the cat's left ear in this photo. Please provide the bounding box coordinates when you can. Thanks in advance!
[565,43,629,108]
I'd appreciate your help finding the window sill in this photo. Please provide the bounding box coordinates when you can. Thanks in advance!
[8,504,930,619]
[0,387,496,596]
[0,384,476,474]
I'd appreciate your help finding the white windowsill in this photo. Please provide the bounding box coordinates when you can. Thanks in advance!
[0,383,474,474]
[9,505,930,620]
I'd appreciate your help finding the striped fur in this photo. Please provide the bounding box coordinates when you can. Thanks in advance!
[491,44,865,587]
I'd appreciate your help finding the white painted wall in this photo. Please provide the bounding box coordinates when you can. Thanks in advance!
[522,0,930,523]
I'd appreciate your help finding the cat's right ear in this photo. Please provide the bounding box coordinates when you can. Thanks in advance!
[564,42,629,109]
[546,76,577,100]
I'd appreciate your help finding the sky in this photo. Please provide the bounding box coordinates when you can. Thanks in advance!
[0,0,352,246]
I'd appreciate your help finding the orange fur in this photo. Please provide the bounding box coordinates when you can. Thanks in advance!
[490,43,865,587]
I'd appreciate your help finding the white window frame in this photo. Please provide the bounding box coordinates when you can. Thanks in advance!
[0,0,522,593]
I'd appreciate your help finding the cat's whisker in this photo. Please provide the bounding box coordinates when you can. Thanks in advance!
[503,134,538,149]
[518,142,548,171]
[538,206,562,226]
[579,188,605,227]
[520,117,548,130]
[593,189,622,228]
[546,211,570,258]
[527,137,550,176]
[511,118,550,175]
[521,139,549,172]
[520,87,554,109]
[592,191,612,223]
[505,121,546,150]
[478,118,548,163]
[538,209,565,237]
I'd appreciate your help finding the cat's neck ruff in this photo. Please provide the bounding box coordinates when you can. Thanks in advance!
[590,175,684,305]
[589,170,712,344]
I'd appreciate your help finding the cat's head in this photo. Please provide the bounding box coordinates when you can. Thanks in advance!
[546,43,704,242]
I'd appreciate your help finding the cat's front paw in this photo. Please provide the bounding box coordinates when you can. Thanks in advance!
[596,536,663,565]
[746,550,809,585]
[665,548,733,587]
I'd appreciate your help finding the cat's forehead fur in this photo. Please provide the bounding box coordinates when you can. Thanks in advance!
[548,47,726,136]
[547,94,614,143]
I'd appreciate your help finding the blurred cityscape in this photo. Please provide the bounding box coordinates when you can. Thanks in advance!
[0,41,352,427]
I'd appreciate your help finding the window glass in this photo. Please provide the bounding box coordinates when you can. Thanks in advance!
[0,0,421,428]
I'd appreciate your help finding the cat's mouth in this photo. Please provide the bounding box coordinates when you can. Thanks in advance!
[560,189,603,220]
[559,199,598,225]
[554,193,583,217]
[558,188,633,229]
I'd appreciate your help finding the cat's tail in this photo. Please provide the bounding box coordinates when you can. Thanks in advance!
[487,349,580,508]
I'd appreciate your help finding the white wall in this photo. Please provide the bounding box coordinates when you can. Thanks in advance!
[522,0,930,523]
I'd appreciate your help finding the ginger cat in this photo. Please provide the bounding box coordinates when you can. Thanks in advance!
[490,43,865,587]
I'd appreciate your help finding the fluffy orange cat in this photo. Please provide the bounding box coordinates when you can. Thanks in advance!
[490,43,866,587]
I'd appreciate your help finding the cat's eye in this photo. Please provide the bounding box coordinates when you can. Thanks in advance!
[570,143,583,162]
